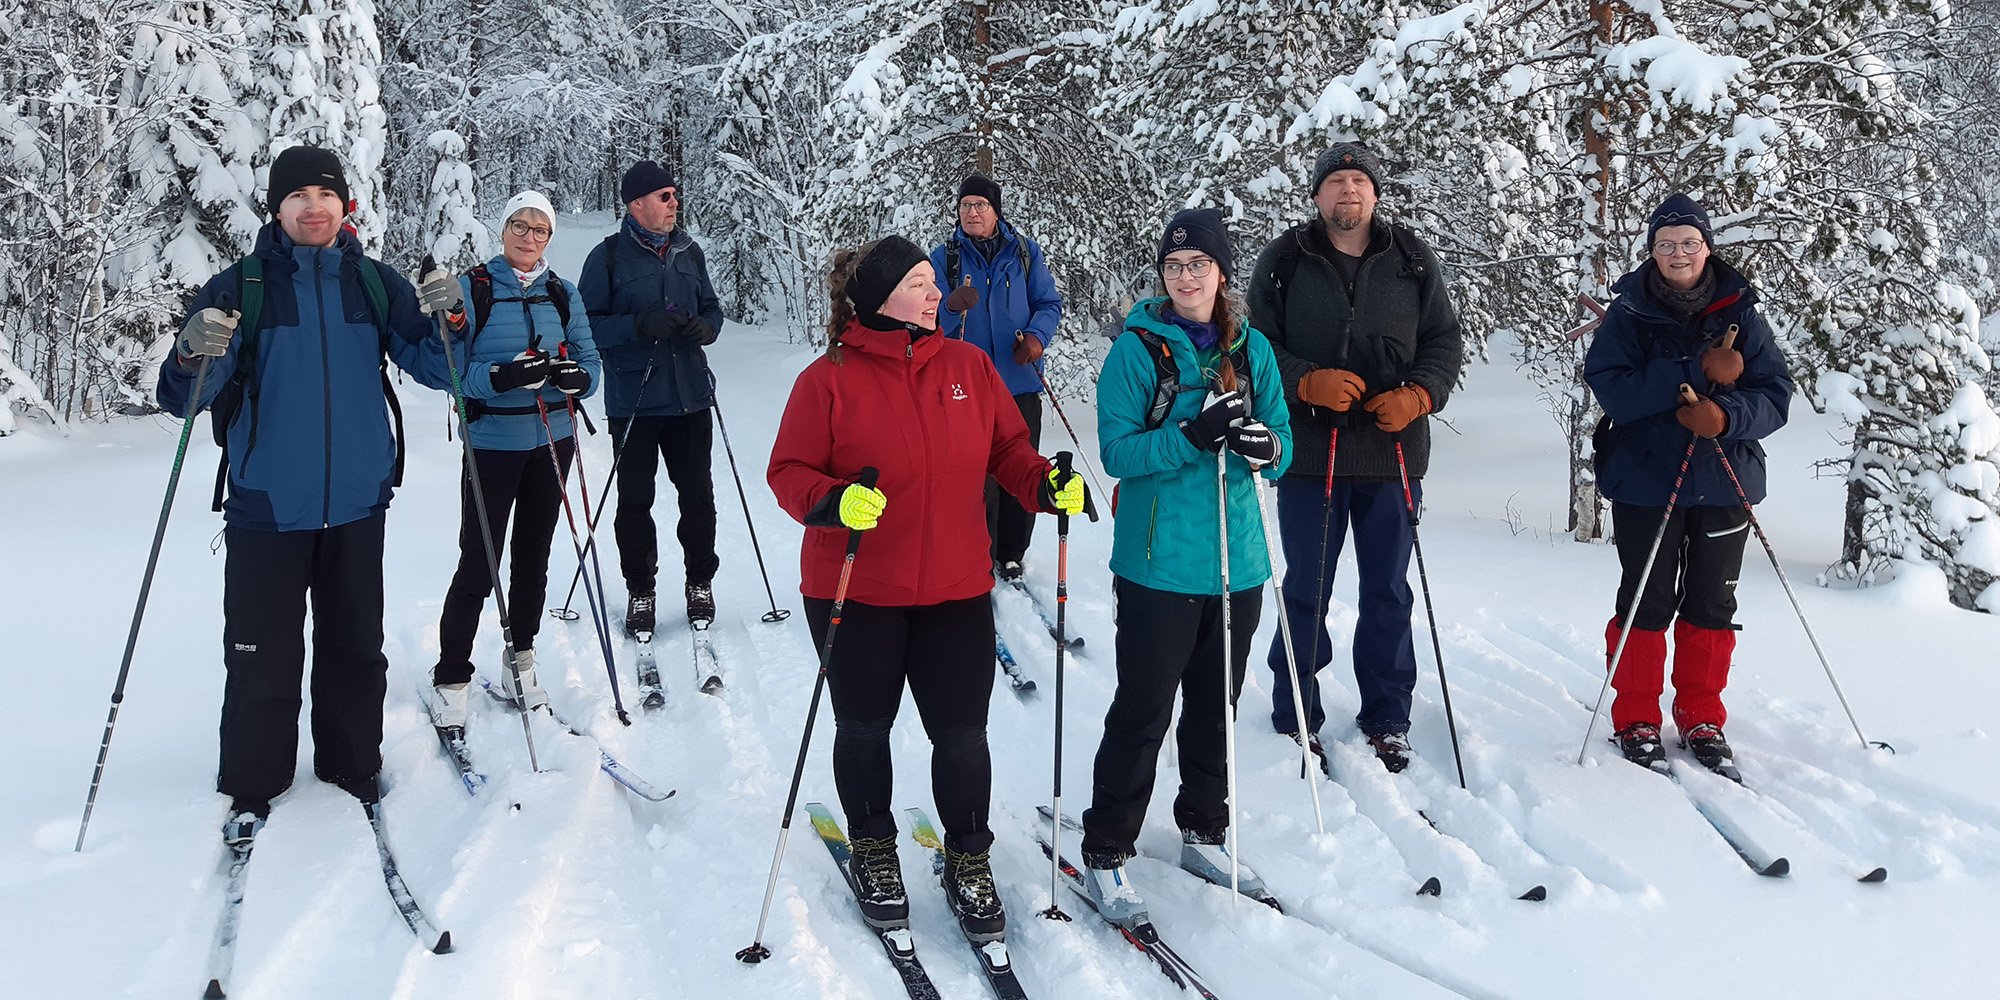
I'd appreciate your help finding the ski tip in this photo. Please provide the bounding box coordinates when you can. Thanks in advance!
[204,979,227,999]
[1017,680,1038,694]
[642,694,666,710]
[702,677,725,695]
[1416,876,1443,897]
[1518,885,1548,902]
[1858,867,1888,884]
[735,942,773,964]
[1758,857,1791,878]
[432,930,454,954]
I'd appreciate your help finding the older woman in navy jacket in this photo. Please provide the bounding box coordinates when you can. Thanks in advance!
[1584,193,1792,777]
[430,190,600,724]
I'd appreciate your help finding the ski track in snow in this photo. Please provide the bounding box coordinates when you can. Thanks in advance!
[10,224,2000,996]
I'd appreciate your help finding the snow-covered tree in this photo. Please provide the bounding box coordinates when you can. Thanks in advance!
[420,128,481,270]
[256,0,389,248]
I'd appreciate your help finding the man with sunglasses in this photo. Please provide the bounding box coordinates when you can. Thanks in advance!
[579,160,727,633]
[929,174,1064,581]
[1248,141,1465,775]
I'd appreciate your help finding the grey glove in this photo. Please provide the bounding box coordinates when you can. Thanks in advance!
[177,307,236,360]
[416,269,463,317]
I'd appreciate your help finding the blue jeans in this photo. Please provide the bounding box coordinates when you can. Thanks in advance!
[1265,477,1418,737]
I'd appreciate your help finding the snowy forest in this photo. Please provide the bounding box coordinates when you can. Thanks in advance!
[6,0,2000,608]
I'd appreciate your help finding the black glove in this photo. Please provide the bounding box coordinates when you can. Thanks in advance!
[549,358,590,395]
[677,316,717,346]
[1178,389,1246,452]
[490,351,550,392]
[635,308,677,344]
[1225,419,1279,467]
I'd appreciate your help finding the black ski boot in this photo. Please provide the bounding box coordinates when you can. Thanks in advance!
[1614,722,1668,771]
[223,798,268,845]
[847,835,909,929]
[1681,723,1741,782]
[1292,731,1332,777]
[625,592,656,637]
[942,848,1007,941]
[1367,732,1412,774]
[685,581,714,625]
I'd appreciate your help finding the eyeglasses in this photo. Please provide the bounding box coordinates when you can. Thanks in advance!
[1652,239,1705,257]
[657,189,680,204]
[958,199,993,215]
[1161,258,1216,279]
[506,220,553,243]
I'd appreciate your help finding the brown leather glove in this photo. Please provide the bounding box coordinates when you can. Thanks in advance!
[1012,333,1044,365]
[1298,368,1366,411]
[944,284,979,314]
[1362,384,1432,433]
[1701,346,1743,386]
[1676,395,1728,438]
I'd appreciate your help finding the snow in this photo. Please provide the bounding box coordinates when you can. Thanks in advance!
[1605,35,1748,115]
[6,216,1999,997]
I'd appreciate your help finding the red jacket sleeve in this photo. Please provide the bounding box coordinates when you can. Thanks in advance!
[767,360,842,524]
[985,361,1050,512]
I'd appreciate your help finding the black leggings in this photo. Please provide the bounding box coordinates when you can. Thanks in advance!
[804,595,996,853]
[435,439,575,684]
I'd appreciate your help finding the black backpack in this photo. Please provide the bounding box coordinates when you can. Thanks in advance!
[943,234,1034,296]
[208,254,403,511]
[1268,221,1431,311]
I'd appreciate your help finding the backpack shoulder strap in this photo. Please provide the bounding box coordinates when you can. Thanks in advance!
[1270,232,1301,309]
[545,270,572,329]
[353,256,404,488]
[213,255,266,512]
[468,264,496,339]
[1015,240,1032,284]
[945,239,962,290]
[599,233,622,291]
[1129,326,1181,432]
[238,256,266,343]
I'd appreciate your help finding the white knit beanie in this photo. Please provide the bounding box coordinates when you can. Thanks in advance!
[501,189,556,229]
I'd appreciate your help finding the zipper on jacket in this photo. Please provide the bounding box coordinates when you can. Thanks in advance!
[1146,496,1158,561]
[314,254,333,529]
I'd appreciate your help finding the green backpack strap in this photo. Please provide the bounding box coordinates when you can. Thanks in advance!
[354,257,406,488]
[212,256,266,512]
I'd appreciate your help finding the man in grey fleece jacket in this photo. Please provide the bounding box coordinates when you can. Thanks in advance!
[1248,141,1465,774]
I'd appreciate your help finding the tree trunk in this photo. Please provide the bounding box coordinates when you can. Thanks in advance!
[1571,0,1618,542]
[971,0,994,177]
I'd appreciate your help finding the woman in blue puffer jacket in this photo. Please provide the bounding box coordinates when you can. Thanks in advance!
[430,191,601,725]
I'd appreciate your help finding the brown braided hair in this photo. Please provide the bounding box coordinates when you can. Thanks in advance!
[823,240,881,365]
[1162,276,1242,393]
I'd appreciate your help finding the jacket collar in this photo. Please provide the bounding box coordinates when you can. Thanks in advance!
[835,318,945,366]
[1611,257,1758,325]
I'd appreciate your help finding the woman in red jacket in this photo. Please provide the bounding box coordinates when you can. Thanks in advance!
[767,235,1087,943]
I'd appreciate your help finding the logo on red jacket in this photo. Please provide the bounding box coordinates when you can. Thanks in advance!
[950,383,968,401]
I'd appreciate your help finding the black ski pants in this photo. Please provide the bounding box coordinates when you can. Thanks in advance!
[1611,501,1750,631]
[804,595,997,853]
[987,391,1043,565]
[612,411,720,595]
[1082,576,1262,860]
[435,438,575,685]
[219,512,388,803]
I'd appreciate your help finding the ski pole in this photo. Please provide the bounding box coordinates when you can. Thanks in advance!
[1037,370,1110,505]
[1299,421,1341,773]
[1252,476,1325,834]
[551,360,659,621]
[535,381,631,725]
[1577,426,1700,766]
[1696,397,1890,753]
[1041,451,1097,921]
[709,370,790,623]
[75,355,214,852]
[1392,436,1466,789]
[1215,445,1240,906]
[739,467,878,965]
[424,256,540,771]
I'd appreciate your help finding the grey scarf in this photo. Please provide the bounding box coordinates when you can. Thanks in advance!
[1646,263,1715,325]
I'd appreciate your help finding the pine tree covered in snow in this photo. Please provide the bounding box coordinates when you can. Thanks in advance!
[420,128,481,269]
[256,0,389,248]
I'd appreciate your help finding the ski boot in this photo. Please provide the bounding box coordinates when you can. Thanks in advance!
[848,834,910,930]
[1681,723,1741,782]
[1179,829,1279,909]
[501,649,550,712]
[685,581,714,625]
[1367,731,1413,774]
[942,847,1007,941]
[1613,722,1668,771]
[625,592,656,637]
[431,681,470,729]
[1077,851,1149,928]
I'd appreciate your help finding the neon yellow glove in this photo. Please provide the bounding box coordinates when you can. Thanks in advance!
[838,483,888,530]
[1041,468,1088,516]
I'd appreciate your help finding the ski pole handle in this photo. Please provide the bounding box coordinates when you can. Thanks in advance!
[844,468,879,558]
[1680,382,1697,406]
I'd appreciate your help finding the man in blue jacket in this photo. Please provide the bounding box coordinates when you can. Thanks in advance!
[578,161,727,633]
[930,174,1064,579]
[156,145,460,838]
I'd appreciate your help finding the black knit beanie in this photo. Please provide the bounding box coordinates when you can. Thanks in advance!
[849,236,930,320]
[1310,141,1383,196]
[957,174,1003,218]
[621,160,679,204]
[1156,208,1233,281]
[1647,193,1714,248]
[266,145,349,215]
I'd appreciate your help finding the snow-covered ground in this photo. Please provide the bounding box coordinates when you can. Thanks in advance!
[6,220,1997,998]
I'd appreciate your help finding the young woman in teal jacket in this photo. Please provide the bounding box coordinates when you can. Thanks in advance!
[1077,208,1292,921]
